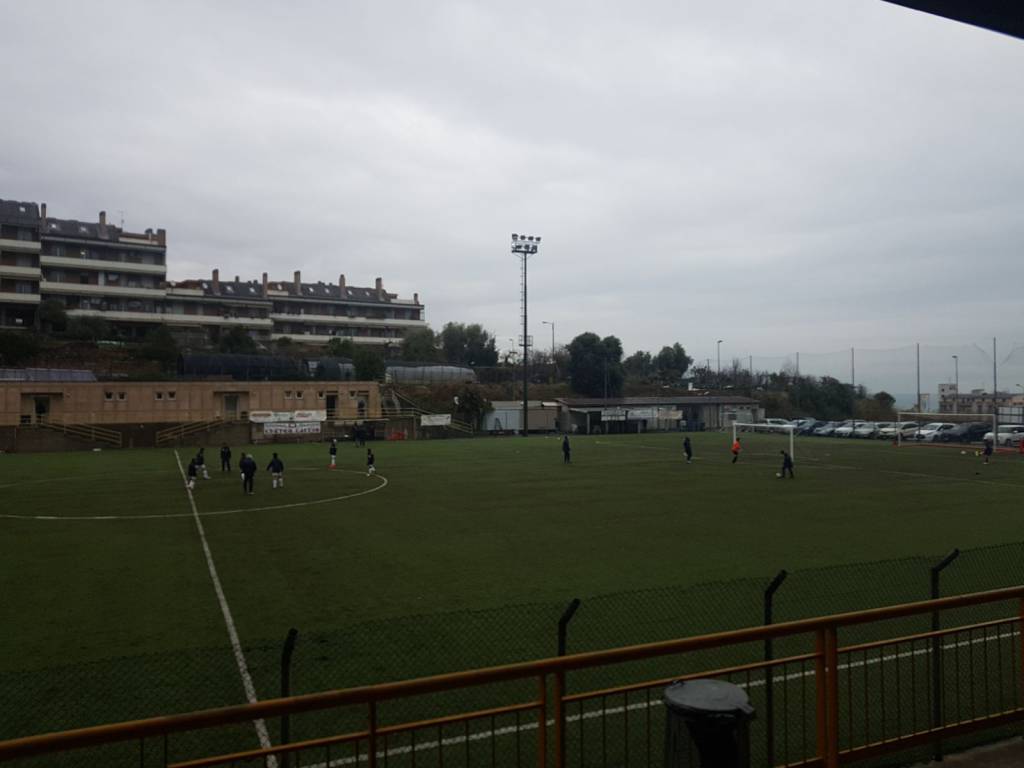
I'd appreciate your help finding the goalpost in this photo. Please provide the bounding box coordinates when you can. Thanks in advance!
[731,422,796,459]
[894,411,997,447]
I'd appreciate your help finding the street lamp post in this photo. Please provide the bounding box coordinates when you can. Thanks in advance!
[952,355,959,414]
[542,320,555,360]
[716,340,723,385]
[511,234,540,437]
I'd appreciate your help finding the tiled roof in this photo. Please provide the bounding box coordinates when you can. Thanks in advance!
[0,199,40,227]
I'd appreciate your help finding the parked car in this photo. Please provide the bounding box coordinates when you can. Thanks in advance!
[935,422,990,443]
[853,422,879,438]
[763,418,793,428]
[813,421,840,436]
[797,419,825,435]
[832,420,858,438]
[982,425,1024,446]
[872,421,895,439]
[914,422,957,442]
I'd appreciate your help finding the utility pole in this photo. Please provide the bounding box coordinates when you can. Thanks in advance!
[952,355,958,414]
[993,337,998,434]
[851,347,856,419]
[511,234,540,437]
[916,343,921,412]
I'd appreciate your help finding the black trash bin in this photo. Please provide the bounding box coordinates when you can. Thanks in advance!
[664,679,755,768]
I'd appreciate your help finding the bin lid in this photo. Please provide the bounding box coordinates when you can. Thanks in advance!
[663,679,755,718]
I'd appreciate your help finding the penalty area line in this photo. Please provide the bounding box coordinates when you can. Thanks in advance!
[173,450,276,764]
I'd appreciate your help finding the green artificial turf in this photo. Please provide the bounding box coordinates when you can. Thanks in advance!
[1,432,1023,761]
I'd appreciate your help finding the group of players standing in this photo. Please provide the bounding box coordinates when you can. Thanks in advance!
[184,438,377,495]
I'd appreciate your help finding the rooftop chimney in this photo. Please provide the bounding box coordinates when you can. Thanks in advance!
[99,211,106,226]
[375,277,384,300]
[262,272,269,297]
[234,275,239,283]
[156,228,166,246]
[294,270,301,294]
[40,203,46,220]
[413,293,419,304]
[339,274,346,292]
[212,269,220,294]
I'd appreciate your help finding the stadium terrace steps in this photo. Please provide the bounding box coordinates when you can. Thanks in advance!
[384,388,474,434]
[154,417,225,447]
[35,417,122,448]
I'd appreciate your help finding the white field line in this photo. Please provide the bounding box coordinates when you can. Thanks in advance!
[300,626,1020,768]
[0,469,387,521]
[173,450,276,765]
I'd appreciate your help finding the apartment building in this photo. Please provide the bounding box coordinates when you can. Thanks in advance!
[0,200,42,328]
[40,208,167,338]
[0,198,426,347]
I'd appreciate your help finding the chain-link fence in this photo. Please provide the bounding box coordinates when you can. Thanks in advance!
[3,540,1024,766]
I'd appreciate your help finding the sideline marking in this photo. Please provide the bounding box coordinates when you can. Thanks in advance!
[173,450,275,763]
[0,469,388,521]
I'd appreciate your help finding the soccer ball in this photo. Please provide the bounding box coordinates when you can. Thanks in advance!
[960,450,966,455]
[775,472,782,478]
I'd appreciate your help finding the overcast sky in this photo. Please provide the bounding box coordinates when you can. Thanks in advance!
[2,1,1022,392]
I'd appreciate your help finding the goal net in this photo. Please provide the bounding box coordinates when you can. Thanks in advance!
[894,411,997,448]
[731,422,796,459]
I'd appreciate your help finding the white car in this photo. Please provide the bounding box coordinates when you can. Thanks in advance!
[832,420,857,438]
[853,422,879,438]
[915,422,956,442]
[873,422,895,439]
[983,425,1024,446]
[763,418,792,427]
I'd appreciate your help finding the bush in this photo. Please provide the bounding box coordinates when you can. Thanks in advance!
[0,330,43,365]
[63,317,114,342]
[137,326,179,372]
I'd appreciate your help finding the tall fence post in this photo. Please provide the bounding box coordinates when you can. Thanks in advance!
[764,569,787,767]
[557,598,581,657]
[280,628,299,766]
[930,549,959,762]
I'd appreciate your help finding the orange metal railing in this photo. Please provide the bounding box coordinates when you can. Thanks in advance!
[1,586,1023,767]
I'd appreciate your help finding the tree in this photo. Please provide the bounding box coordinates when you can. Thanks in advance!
[401,327,440,362]
[218,327,258,355]
[567,332,625,397]
[655,343,692,383]
[353,345,386,380]
[452,384,491,428]
[275,336,294,351]
[325,337,355,358]
[624,350,653,380]
[138,326,179,372]
[0,330,42,365]
[440,322,498,366]
[37,299,67,333]
[64,316,113,342]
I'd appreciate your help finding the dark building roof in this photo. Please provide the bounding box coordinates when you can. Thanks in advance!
[174,278,267,301]
[267,280,401,304]
[178,353,304,381]
[44,218,113,241]
[558,395,759,407]
[0,368,97,382]
[0,199,40,227]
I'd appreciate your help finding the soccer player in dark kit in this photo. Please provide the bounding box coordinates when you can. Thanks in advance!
[220,444,232,472]
[267,452,285,489]
[562,434,571,464]
[683,436,693,464]
[239,454,257,495]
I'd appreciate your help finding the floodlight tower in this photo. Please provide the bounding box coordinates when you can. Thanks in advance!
[512,234,541,436]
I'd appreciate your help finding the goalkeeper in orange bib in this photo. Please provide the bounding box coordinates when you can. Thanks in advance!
[731,437,741,464]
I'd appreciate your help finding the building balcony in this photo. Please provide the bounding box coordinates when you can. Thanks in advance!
[269,313,425,328]
[0,238,41,253]
[42,282,165,299]
[0,292,41,305]
[0,265,41,279]
[270,332,392,345]
[41,255,167,276]
[66,308,273,328]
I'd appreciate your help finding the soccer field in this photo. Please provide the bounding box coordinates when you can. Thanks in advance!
[2,432,1023,745]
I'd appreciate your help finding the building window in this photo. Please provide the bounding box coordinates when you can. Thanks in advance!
[117,392,127,401]
[295,391,304,399]
[15,282,33,294]
[104,391,114,401]
[284,390,293,399]
[167,391,176,400]
[155,392,164,400]
[317,391,325,400]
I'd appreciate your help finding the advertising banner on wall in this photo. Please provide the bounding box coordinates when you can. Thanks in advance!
[249,410,326,424]
[263,422,321,435]
[600,408,627,421]
[420,414,452,427]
